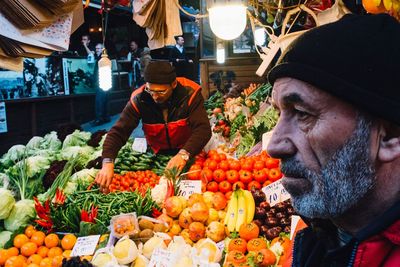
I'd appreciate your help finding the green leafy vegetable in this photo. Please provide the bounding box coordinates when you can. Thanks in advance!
[0,189,15,219]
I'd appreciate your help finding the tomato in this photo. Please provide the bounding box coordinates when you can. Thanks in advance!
[194,160,204,167]
[232,181,245,190]
[187,171,200,180]
[219,181,232,193]
[207,181,219,192]
[225,191,233,200]
[263,180,272,187]
[200,168,213,182]
[205,160,218,171]
[253,160,265,170]
[218,160,230,171]
[226,170,239,184]
[219,153,227,160]
[210,154,222,163]
[247,181,261,190]
[229,160,241,171]
[265,158,280,169]
[239,170,253,184]
[253,169,268,183]
[213,169,226,183]
[269,168,282,182]
[207,149,218,158]
[241,161,254,171]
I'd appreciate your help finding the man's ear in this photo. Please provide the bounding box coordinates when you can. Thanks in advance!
[171,80,178,88]
[378,123,400,162]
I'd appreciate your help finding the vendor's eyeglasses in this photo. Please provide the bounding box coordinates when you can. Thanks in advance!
[144,87,169,96]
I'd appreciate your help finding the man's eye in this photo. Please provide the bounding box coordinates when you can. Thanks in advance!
[295,109,310,120]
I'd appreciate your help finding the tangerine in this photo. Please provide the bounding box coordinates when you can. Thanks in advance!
[5,255,25,267]
[21,242,38,257]
[47,247,62,258]
[31,231,46,247]
[13,234,29,248]
[27,264,40,267]
[61,234,77,250]
[27,254,43,265]
[362,0,386,13]
[0,249,9,265]
[62,250,71,259]
[7,247,19,257]
[44,234,59,248]
[25,225,36,238]
[52,255,63,267]
[39,257,52,267]
[37,246,49,258]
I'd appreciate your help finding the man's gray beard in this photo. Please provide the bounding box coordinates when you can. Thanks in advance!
[280,115,376,219]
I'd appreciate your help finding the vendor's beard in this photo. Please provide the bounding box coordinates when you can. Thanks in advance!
[280,115,376,219]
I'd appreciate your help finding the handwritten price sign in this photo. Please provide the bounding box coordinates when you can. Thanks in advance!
[149,248,174,267]
[261,180,290,206]
[178,180,202,199]
[70,235,100,256]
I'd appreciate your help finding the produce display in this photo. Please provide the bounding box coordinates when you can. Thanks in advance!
[0,82,303,267]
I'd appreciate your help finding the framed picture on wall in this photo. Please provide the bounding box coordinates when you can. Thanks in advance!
[0,69,24,100]
[62,58,96,95]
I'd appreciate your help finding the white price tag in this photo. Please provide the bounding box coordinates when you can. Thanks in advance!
[70,235,100,257]
[216,241,225,252]
[262,179,290,206]
[149,248,174,267]
[262,131,273,151]
[178,180,202,199]
[132,138,147,153]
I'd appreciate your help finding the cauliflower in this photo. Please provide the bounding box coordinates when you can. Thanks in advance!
[151,177,168,205]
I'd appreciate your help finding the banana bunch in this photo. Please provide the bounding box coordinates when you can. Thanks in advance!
[224,189,256,232]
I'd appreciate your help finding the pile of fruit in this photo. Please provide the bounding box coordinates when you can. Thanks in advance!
[0,226,77,267]
[109,170,160,194]
[187,150,282,198]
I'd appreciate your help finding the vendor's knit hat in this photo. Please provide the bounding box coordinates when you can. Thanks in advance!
[268,14,400,125]
[144,61,176,84]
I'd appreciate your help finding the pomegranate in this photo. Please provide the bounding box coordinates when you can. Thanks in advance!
[188,222,206,242]
[178,208,193,229]
[191,202,209,222]
[207,208,219,225]
[165,196,184,218]
[187,193,204,207]
[212,192,227,210]
[206,221,226,242]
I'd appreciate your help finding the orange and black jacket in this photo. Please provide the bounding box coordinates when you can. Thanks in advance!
[102,77,212,159]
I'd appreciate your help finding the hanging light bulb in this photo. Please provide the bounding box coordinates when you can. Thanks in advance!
[98,49,112,91]
[208,1,247,40]
[216,42,225,64]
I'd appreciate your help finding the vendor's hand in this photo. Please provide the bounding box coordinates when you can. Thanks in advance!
[166,154,187,171]
[95,163,114,192]
[188,59,193,63]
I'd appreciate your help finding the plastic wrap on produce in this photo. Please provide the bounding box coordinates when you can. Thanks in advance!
[246,141,263,157]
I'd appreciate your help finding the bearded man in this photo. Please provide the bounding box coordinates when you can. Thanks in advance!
[267,14,400,266]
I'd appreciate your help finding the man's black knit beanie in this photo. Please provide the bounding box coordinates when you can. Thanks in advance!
[144,61,176,84]
[268,14,400,125]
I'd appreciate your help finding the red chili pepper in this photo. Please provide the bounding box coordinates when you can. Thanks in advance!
[152,207,162,218]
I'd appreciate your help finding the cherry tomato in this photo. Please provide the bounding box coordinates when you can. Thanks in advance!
[207,181,219,192]
[218,160,230,171]
[200,168,213,182]
[232,181,245,190]
[226,170,239,184]
[228,160,241,171]
[241,161,254,171]
[253,160,265,170]
[263,180,272,187]
[219,181,232,193]
[210,154,222,163]
[205,160,218,171]
[265,158,280,169]
[213,169,226,183]
[207,149,218,158]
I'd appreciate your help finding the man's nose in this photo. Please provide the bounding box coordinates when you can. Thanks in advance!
[267,117,296,160]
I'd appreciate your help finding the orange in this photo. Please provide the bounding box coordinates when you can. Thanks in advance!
[14,234,29,248]
[0,249,9,265]
[25,225,36,238]
[61,234,77,250]
[5,255,25,267]
[44,234,59,248]
[62,250,71,259]
[47,247,62,258]
[31,231,46,247]
[39,257,52,267]
[27,254,43,265]
[27,264,40,267]
[52,255,63,267]
[362,0,386,13]
[7,247,19,257]
[21,242,38,257]
[36,246,49,258]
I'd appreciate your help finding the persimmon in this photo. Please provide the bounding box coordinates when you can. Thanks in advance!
[239,222,260,241]
[254,248,277,266]
[226,250,247,264]
[228,238,247,253]
[247,238,267,252]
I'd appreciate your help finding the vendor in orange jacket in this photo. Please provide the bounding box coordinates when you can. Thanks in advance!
[95,61,211,190]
